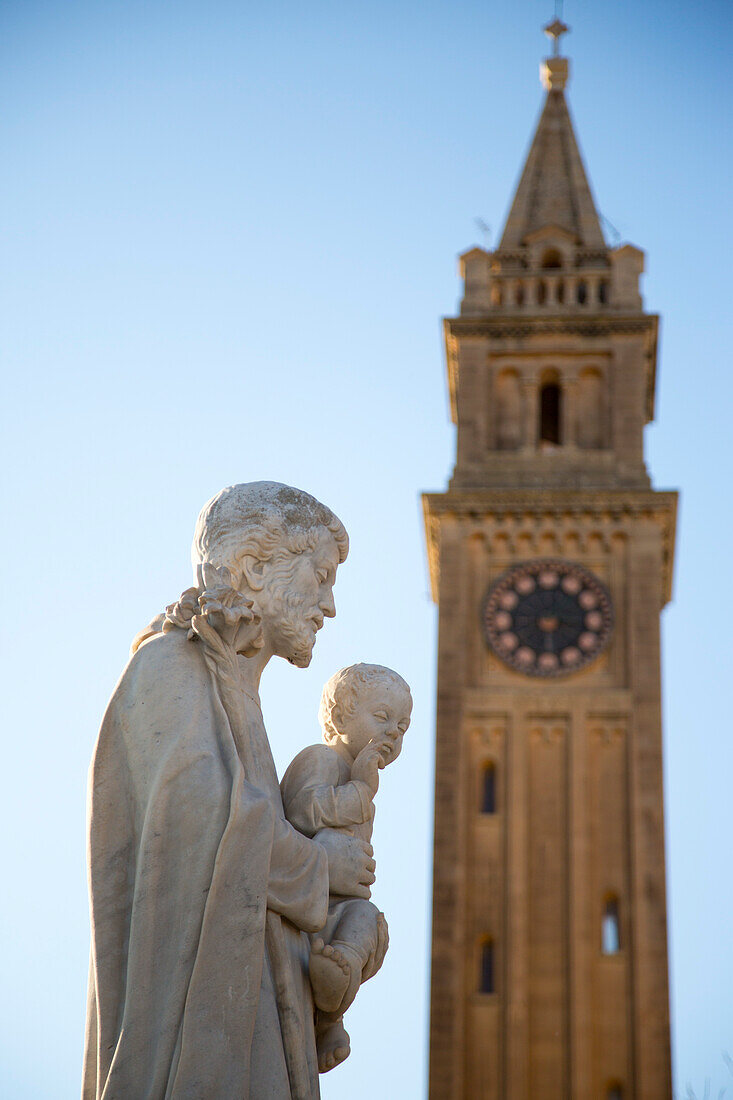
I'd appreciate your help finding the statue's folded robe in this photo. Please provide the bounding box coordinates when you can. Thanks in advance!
[83,629,328,1100]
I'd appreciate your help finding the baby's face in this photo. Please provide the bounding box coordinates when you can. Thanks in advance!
[338,681,412,764]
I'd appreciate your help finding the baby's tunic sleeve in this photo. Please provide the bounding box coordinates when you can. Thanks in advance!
[265,813,329,932]
[281,745,372,837]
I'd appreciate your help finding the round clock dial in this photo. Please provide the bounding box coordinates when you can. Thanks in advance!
[482,560,613,677]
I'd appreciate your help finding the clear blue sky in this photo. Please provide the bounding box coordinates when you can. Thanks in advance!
[1,1,731,1096]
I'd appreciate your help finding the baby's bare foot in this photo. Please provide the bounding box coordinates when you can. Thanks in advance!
[316,1017,351,1074]
[309,938,351,1013]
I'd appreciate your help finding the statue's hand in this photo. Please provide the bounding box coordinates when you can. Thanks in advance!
[350,743,384,797]
[314,829,376,899]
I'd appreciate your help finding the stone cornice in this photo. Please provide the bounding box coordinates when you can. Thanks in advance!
[443,312,658,424]
[422,486,677,514]
[422,487,678,607]
[447,314,655,339]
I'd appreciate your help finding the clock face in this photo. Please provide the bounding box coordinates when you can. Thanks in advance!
[482,559,613,677]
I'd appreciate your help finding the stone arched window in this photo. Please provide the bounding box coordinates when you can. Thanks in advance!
[577,367,604,449]
[602,896,621,954]
[541,247,563,269]
[495,369,522,451]
[539,373,562,446]
[481,761,496,814]
[479,938,495,994]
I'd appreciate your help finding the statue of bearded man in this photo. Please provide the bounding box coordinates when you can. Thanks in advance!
[83,482,375,1100]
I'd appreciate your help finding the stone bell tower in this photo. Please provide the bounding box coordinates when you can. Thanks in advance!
[423,20,676,1100]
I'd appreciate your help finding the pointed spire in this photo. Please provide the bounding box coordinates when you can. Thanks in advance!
[498,19,605,251]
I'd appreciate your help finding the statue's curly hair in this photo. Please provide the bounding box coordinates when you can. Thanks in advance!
[191,481,348,588]
[319,663,412,744]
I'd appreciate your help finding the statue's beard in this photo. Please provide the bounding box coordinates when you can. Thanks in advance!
[263,576,319,669]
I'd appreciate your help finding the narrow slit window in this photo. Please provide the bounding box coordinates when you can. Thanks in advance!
[599,280,609,304]
[540,382,562,445]
[481,762,496,814]
[602,897,621,954]
[479,939,495,993]
[577,279,587,304]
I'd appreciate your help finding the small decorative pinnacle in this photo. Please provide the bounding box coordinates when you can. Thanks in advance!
[541,14,570,90]
[544,17,570,57]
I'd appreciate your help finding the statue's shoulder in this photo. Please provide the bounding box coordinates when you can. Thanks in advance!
[131,624,198,664]
[115,627,206,704]
[93,627,232,826]
[289,742,338,767]
[281,743,343,792]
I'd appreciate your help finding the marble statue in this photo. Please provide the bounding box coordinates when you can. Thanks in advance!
[281,664,412,1072]
[83,482,393,1100]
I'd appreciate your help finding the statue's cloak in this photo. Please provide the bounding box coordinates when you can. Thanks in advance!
[83,629,328,1099]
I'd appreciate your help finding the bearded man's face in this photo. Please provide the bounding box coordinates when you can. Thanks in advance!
[256,528,340,667]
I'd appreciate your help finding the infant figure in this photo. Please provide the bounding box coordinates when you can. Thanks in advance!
[280,662,412,1073]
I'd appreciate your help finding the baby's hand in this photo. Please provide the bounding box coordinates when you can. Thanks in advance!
[351,743,385,797]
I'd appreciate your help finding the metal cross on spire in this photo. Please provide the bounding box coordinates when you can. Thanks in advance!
[544,0,570,57]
